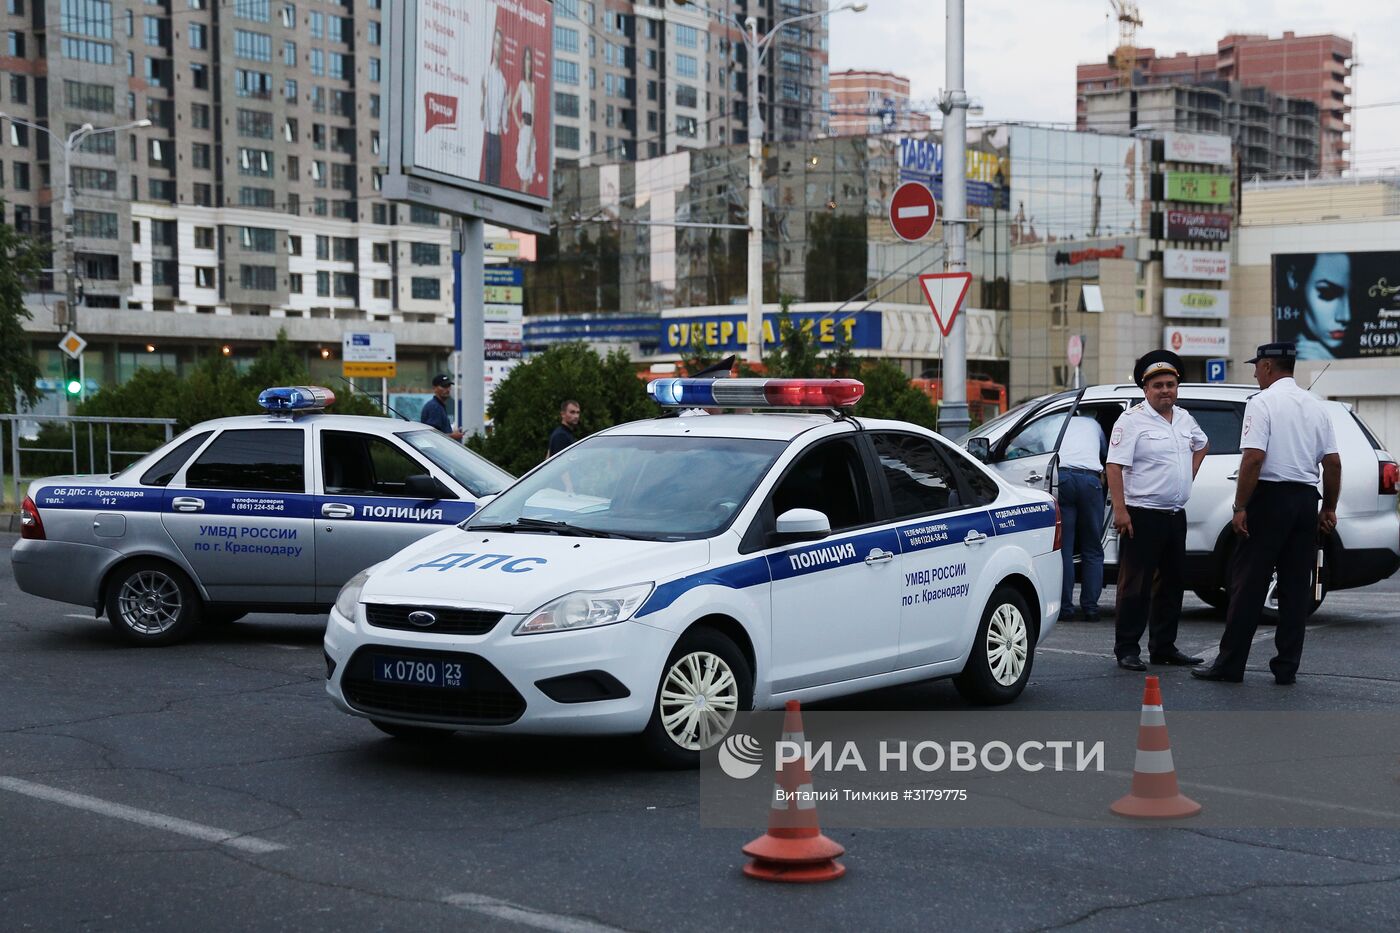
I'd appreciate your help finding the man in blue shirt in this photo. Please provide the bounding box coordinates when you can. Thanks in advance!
[420,374,464,440]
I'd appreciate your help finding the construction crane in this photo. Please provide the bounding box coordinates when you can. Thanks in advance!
[1109,0,1144,88]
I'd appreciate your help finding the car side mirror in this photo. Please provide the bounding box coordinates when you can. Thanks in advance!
[965,437,992,462]
[771,508,831,544]
[405,474,456,501]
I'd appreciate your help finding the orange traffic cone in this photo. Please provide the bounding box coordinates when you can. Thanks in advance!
[1110,675,1202,819]
[742,700,846,882]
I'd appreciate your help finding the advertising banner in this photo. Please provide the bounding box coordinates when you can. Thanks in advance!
[897,137,1009,210]
[1161,131,1233,167]
[662,310,882,353]
[1273,251,1400,360]
[1163,248,1230,281]
[1164,325,1230,357]
[404,0,553,205]
[1164,209,1231,243]
[1163,287,1231,319]
[1164,172,1232,205]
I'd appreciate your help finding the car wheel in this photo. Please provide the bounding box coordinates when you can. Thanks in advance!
[104,559,202,647]
[641,627,753,769]
[371,720,454,742]
[1262,570,1325,622]
[954,585,1035,705]
[1192,587,1229,611]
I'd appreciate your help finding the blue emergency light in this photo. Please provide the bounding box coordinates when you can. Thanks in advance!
[647,378,864,409]
[258,385,336,412]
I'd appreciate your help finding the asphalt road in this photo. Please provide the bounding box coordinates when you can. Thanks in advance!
[3,531,1399,932]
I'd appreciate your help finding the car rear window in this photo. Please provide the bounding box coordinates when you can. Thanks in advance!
[1350,412,1384,451]
[1178,402,1243,456]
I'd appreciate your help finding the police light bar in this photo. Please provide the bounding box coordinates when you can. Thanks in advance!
[258,385,336,412]
[647,378,864,409]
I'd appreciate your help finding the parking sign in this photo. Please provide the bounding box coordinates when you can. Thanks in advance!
[1206,358,1227,383]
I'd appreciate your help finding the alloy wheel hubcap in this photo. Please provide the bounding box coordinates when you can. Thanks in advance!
[987,603,1028,686]
[118,571,182,636]
[659,650,739,751]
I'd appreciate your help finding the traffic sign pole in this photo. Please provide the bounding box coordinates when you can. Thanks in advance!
[939,0,971,437]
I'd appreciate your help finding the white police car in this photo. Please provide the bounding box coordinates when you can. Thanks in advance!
[12,387,512,645]
[325,378,1063,765]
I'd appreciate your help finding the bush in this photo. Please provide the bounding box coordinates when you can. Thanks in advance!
[469,343,653,476]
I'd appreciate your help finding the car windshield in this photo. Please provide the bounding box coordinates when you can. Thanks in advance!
[957,397,1046,442]
[399,430,513,497]
[467,434,787,540]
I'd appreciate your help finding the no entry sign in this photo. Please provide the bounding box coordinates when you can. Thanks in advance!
[889,181,937,242]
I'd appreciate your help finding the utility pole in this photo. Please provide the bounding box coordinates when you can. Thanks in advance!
[937,0,971,436]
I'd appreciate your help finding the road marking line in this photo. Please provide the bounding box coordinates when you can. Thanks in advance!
[63,613,93,620]
[1102,769,1400,821]
[445,893,627,933]
[0,776,285,854]
[896,205,930,219]
[1040,647,1115,659]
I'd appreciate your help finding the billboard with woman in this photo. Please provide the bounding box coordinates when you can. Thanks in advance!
[1273,251,1400,359]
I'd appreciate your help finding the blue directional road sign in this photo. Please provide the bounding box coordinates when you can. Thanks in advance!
[1206,358,1227,383]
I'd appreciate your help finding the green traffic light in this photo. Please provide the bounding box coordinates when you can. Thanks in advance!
[66,378,82,396]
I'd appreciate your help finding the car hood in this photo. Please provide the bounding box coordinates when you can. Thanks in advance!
[361,528,712,614]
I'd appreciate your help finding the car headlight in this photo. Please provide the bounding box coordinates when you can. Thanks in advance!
[515,583,654,635]
[334,568,373,620]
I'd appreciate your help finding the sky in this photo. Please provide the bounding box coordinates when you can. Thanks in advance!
[828,0,1400,175]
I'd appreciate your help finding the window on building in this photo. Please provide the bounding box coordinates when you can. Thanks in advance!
[411,277,441,301]
[410,243,440,266]
[328,14,346,43]
[8,75,26,105]
[64,80,114,113]
[676,54,697,79]
[237,108,274,138]
[675,24,698,48]
[239,147,274,177]
[371,242,390,263]
[281,4,295,28]
[189,22,206,48]
[286,155,300,179]
[316,270,331,296]
[191,143,211,169]
[235,69,273,99]
[234,0,270,23]
[309,10,322,37]
[144,15,166,47]
[315,236,329,260]
[74,210,119,239]
[554,125,580,150]
[195,267,215,289]
[238,264,277,291]
[676,84,697,109]
[329,52,350,80]
[286,235,301,256]
[333,272,356,297]
[284,78,298,103]
[332,237,355,261]
[12,162,30,190]
[194,227,215,249]
[553,59,580,86]
[372,279,390,299]
[240,227,277,252]
[288,273,303,293]
[554,25,578,53]
[7,30,26,58]
[191,103,211,128]
[193,183,212,206]
[368,57,381,82]
[367,21,380,45]
[238,186,275,208]
[190,62,209,90]
[554,92,579,118]
[309,48,323,76]
[676,116,698,138]
[73,167,117,191]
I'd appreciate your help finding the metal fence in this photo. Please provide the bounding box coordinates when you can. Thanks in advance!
[1,414,178,509]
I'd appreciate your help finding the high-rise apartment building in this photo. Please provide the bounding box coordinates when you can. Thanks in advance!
[828,69,931,137]
[1076,31,1353,175]
[549,0,831,164]
[1,0,453,324]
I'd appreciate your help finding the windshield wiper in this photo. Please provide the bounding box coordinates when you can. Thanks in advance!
[469,517,622,538]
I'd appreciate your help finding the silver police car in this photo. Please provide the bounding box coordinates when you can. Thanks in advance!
[12,387,512,646]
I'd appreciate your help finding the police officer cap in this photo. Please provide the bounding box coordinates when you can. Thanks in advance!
[1132,349,1184,387]
[1245,341,1297,364]
[431,373,454,387]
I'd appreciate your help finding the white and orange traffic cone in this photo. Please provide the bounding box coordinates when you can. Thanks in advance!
[742,700,846,882]
[1110,675,1202,819]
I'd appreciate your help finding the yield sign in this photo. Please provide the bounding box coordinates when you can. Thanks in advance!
[918,272,972,338]
[889,181,937,241]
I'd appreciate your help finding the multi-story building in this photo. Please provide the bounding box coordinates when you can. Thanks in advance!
[2,0,460,390]
[549,0,832,164]
[1076,31,1353,175]
[828,69,931,137]
[1082,82,1319,180]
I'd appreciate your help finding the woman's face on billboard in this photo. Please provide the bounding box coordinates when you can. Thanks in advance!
[1302,252,1352,354]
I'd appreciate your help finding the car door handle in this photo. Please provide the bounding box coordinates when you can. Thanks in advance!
[1025,472,1045,484]
[1227,471,1239,481]
[964,531,989,546]
[864,549,895,565]
[172,497,205,513]
[321,503,355,519]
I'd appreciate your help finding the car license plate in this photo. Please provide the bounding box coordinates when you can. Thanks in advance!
[371,656,465,688]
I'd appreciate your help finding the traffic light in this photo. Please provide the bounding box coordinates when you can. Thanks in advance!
[63,358,82,397]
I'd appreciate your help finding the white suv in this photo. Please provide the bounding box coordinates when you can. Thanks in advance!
[960,383,1399,614]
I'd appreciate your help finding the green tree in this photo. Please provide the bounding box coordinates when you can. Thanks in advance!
[469,342,653,475]
[0,208,44,413]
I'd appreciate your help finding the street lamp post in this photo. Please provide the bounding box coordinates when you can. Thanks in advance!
[675,1,866,364]
[0,114,151,336]
[935,0,972,436]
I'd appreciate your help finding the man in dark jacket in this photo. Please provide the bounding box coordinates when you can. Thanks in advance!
[420,374,463,440]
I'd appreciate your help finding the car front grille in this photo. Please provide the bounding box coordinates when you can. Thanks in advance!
[340,647,526,725]
[365,603,504,635]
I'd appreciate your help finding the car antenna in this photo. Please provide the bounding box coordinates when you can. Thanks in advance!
[332,375,413,421]
[1306,362,1332,393]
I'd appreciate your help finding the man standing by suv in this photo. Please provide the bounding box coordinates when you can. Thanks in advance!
[420,374,464,441]
[1194,342,1341,685]
[1106,350,1209,672]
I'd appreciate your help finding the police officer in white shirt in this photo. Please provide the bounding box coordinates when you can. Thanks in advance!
[1193,342,1341,686]
[1057,414,1108,621]
[1106,350,1210,671]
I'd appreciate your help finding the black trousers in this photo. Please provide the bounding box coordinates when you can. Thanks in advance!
[1114,506,1187,660]
[1215,482,1320,679]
